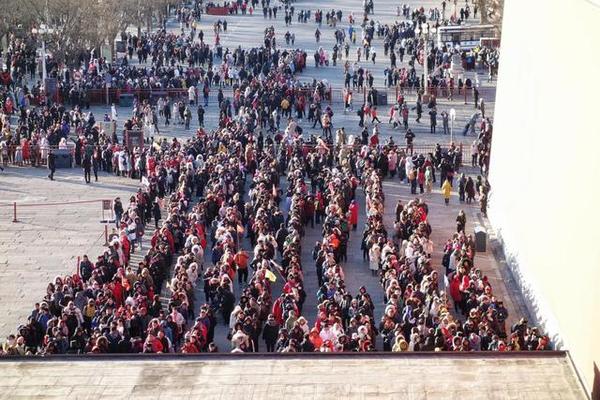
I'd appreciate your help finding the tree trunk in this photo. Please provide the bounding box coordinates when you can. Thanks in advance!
[147,8,152,33]
[110,40,115,63]
[478,0,489,24]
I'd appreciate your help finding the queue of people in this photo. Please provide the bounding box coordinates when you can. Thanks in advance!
[0,0,541,357]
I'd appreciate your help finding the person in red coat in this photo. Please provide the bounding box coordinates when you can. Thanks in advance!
[112,279,125,307]
[22,140,30,164]
[161,227,175,253]
[348,200,359,231]
[120,233,131,266]
[417,167,425,194]
[449,272,462,313]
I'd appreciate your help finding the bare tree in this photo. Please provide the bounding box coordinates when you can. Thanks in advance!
[9,0,174,65]
[23,0,102,66]
[0,0,35,47]
[477,0,505,28]
[95,0,135,61]
[486,0,505,28]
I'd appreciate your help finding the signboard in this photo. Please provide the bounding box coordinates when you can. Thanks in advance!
[44,78,58,102]
[207,6,229,15]
[124,129,144,149]
[103,72,112,87]
[480,38,501,49]
[101,44,112,62]
[101,200,115,227]
[115,40,126,53]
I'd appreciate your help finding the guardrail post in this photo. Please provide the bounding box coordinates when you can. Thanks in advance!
[12,202,17,223]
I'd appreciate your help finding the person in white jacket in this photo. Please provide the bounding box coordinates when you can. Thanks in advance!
[368,242,381,275]
[188,85,196,105]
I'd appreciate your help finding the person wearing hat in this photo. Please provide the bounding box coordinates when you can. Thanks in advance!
[392,334,409,352]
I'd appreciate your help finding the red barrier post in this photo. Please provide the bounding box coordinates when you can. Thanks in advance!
[12,202,17,223]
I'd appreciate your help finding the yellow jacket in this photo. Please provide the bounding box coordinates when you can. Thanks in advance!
[441,180,452,198]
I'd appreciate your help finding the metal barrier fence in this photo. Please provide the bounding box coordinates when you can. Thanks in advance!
[76,83,495,109]
[83,88,190,106]
[0,198,109,224]
[329,85,496,106]
[1,141,475,174]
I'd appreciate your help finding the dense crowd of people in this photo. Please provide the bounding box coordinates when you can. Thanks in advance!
[0,117,542,355]
[0,0,545,356]
[0,0,497,173]
[442,215,551,351]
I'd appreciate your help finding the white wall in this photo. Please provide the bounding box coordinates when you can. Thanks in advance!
[490,0,600,394]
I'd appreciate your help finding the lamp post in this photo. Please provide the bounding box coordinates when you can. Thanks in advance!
[450,108,456,143]
[453,0,458,20]
[421,24,437,97]
[32,24,54,86]
[422,24,428,96]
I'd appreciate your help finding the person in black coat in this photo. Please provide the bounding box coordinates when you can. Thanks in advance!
[47,150,56,180]
[82,153,92,183]
[92,148,101,181]
[152,200,162,229]
[217,284,236,325]
[75,140,82,166]
[262,314,280,352]
[197,105,205,126]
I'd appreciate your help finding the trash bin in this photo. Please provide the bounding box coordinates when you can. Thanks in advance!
[377,91,388,106]
[474,226,487,252]
[368,89,378,106]
[52,149,72,169]
[119,93,134,108]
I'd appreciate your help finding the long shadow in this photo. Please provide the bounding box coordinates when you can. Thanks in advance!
[1,168,140,194]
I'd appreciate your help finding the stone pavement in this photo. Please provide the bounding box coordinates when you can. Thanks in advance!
[0,167,142,339]
[0,353,586,399]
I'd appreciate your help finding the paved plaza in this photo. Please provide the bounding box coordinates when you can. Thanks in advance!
[0,168,140,339]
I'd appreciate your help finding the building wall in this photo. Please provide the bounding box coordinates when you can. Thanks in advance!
[489,0,600,395]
